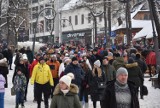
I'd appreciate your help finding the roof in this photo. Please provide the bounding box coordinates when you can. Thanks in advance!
[133,21,157,40]
[61,0,82,11]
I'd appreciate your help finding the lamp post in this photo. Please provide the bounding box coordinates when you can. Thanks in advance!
[32,7,56,53]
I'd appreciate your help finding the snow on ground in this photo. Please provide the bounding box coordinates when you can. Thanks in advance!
[4,58,160,108]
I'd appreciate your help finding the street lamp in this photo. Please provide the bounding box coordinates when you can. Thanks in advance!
[32,7,56,53]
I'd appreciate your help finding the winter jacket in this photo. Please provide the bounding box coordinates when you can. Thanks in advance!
[30,63,54,86]
[47,60,60,78]
[89,68,105,101]
[0,74,5,92]
[135,58,147,74]
[12,63,29,84]
[0,58,9,88]
[26,50,34,64]
[101,80,140,108]
[125,62,144,87]
[50,84,81,108]
[102,64,116,82]
[13,73,27,92]
[29,59,39,77]
[64,63,84,86]
[112,57,125,70]
[146,51,156,65]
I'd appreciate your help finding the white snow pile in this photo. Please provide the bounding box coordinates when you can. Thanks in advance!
[18,41,45,52]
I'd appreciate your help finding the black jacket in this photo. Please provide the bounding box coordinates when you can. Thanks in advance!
[101,80,139,108]
[64,63,84,86]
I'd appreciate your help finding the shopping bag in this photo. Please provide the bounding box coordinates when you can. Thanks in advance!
[11,86,16,96]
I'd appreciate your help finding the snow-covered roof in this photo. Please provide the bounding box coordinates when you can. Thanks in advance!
[133,21,157,40]
[112,2,145,31]
[61,0,82,11]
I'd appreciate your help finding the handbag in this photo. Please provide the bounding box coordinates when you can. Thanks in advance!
[98,82,106,89]
[11,86,16,96]
[142,85,148,95]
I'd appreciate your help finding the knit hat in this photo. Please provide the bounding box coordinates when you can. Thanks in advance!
[59,73,74,87]
[72,57,78,61]
[39,56,44,61]
[107,52,113,60]
[116,67,128,77]
[22,54,28,60]
[94,60,101,67]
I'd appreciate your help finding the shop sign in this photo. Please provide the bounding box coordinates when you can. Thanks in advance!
[67,32,85,38]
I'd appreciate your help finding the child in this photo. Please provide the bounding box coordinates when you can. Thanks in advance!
[0,73,5,108]
[50,73,82,108]
[13,68,27,108]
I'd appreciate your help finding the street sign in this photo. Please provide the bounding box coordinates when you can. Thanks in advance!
[110,31,116,37]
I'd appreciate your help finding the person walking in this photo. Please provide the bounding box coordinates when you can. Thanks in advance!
[0,74,5,108]
[89,60,105,108]
[46,55,60,98]
[50,73,81,108]
[0,53,9,88]
[79,60,92,108]
[30,56,54,108]
[64,57,84,87]
[13,68,27,108]
[101,67,140,108]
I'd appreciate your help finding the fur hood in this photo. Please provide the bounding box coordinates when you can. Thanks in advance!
[0,58,8,67]
[53,84,79,95]
[125,62,138,68]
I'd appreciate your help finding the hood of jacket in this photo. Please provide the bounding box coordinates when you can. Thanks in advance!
[125,62,138,68]
[116,57,124,63]
[53,84,79,95]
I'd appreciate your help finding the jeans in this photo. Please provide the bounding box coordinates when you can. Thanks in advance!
[16,91,24,105]
[0,92,4,108]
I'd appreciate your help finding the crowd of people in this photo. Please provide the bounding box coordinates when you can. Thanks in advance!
[0,43,157,108]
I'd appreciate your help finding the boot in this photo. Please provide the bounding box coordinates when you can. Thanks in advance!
[85,103,89,108]
[21,103,25,108]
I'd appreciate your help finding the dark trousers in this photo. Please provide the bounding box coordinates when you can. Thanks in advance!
[24,79,29,100]
[16,91,24,105]
[79,86,88,103]
[35,82,50,108]
[51,78,59,97]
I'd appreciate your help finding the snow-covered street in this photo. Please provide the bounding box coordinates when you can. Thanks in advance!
[4,66,160,108]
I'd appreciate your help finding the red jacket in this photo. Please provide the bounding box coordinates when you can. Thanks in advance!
[146,51,156,65]
[29,59,39,77]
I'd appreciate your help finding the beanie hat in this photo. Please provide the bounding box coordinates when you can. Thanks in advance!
[39,56,44,61]
[22,54,28,60]
[72,57,78,61]
[107,52,113,60]
[94,60,101,67]
[59,73,74,87]
[116,67,128,77]
[128,57,135,64]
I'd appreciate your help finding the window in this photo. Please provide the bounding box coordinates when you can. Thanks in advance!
[88,13,91,23]
[99,15,102,22]
[32,0,38,4]
[32,6,38,19]
[40,5,44,17]
[63,20,66,27]
[75,15,78,25]
[81,14,84,24]
[69,16,72,25]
